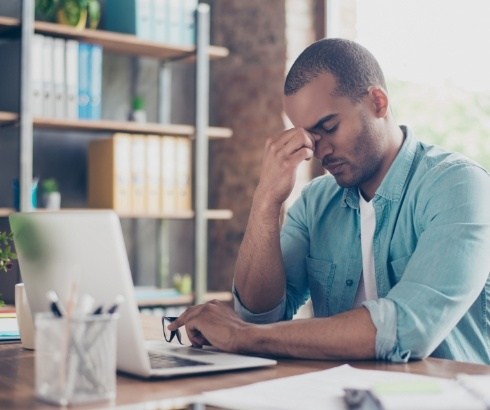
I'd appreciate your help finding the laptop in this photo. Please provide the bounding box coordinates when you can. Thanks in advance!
[9,210,276,378]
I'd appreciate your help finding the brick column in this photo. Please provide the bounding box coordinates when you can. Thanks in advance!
[207,0,287,291]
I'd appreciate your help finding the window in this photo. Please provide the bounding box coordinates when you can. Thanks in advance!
[327,0,490,168]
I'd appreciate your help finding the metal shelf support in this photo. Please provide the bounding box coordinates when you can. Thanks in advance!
[194,3,211,304]
[19,0,33,211]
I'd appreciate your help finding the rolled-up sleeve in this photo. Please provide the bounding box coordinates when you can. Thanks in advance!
[232,284,287,324]
[363,299,411,362]
[369,161,490,362]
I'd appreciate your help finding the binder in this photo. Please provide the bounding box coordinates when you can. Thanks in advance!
[160,136,177,213]
[167,0,185,45]
[31,34,44,117]
[175,137,192,211]
[130,135,147,214]
[78,42,91,119]
[153,0,169,43]
[52,37,66,119]
[42,36,54,118]
[65,39,79,120]
[146,135,162,215]
[104,0,153,41]
[88,134,132,213]
[88,44,103,120]
[183,0,197,45]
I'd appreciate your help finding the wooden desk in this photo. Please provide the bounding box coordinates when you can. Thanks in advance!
[1,316,490,409]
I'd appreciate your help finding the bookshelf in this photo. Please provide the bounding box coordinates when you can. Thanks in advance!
[0,1,232,304]
[0,111,18,124]
[33,117,232,139]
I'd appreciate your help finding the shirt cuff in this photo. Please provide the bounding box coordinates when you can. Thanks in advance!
[362,298,411,363]
[232,285,286,324]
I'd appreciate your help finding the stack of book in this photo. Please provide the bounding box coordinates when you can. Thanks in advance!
[32,34,102,120]
[104,0,198,46]
[88,134,192,215]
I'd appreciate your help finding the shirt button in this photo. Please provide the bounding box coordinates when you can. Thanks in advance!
[346,279,353,286]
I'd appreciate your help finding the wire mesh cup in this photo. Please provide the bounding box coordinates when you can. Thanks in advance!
[35,312,118,406]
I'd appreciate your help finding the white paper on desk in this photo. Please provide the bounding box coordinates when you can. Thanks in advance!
[202,364,486,410]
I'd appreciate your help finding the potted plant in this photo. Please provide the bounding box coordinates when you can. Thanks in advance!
[41,178,61,210]
[35,0,101,29]
[0,232,16,274]
[0,231,16,307]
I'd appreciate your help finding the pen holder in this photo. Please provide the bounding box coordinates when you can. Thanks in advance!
[35,313,118,406]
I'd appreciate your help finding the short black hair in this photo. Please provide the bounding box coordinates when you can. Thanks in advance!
[284,38,387,101]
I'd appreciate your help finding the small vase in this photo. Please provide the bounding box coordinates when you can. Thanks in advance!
[43,192,61,210]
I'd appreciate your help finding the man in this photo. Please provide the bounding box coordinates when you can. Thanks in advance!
[169,38,490,363]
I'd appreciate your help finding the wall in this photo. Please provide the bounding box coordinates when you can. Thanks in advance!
[207,0,287,290]
[207,0,324,292]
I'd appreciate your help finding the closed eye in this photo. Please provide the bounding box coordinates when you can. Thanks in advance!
[322,123,339,134]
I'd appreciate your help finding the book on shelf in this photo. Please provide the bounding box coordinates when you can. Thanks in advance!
[30,35,79,120]
[130,135,147,214]
[145,135,162,215]
[31,34,44,117]
[183,0,198,45]
[53,37,66,119]
[0,314,20,343]
[104,0,198,46]
[104,0,153,41]
[78,42,91,119]
[87,44,103,120]
[88,133,193,215]
[42,36,54,118]
[88,133,133,213]
[65,39,79,120]
[78,42,103,120]
[152,0,168,43]
[160,135,177,214]
[175,137,192,211]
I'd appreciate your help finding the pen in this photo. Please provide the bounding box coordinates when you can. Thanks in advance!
[46,290,66,318]
[107,295,124,314]
[92,305,103,315]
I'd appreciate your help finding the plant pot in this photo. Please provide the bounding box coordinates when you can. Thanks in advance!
[57,7,87,29]
[43,192,61,210]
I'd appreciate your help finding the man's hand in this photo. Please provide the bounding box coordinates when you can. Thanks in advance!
[168,302,377,360]
[167,300,251,352]
[255,128,319,208]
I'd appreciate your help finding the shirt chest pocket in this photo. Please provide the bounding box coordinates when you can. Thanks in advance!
[389,255,411,284]
[306,256,336,317]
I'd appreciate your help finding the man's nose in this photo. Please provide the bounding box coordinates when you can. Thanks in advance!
[314,137,334,159]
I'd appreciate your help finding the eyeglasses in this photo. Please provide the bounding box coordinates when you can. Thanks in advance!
[161,316,183,345]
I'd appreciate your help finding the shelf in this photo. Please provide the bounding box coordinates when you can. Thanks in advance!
[1,208,232,220]
[0,111,18,125]
[117,210,194,219]
[0,208,14,217]
[33,117,233,139]
[137,289,232,308]
[33,21,229,60]
[117,209,233,220]
[204,209,233,220]
[0,17,19,28]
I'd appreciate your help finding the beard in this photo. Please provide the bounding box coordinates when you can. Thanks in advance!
[322,116,385,190]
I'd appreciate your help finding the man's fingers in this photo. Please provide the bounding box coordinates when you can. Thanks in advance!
[268,128,316,159]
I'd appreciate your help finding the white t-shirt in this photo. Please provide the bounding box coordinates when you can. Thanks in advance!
[353,192,378,308]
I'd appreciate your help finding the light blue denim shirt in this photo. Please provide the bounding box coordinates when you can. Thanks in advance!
[234,126,490,364]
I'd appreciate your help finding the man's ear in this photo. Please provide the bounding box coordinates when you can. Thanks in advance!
[367,86,389,118]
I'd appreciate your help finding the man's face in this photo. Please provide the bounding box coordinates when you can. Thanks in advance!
[284,73,389,198]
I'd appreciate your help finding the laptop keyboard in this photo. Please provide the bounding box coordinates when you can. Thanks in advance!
[148,352,211,369]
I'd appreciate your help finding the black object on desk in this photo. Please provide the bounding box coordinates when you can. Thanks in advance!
[344,388,385,410]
